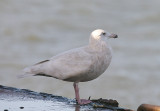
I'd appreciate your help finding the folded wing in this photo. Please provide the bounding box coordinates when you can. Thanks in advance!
[23,47,95,82]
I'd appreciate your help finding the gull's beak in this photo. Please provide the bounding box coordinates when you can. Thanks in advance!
[108,33,118,38]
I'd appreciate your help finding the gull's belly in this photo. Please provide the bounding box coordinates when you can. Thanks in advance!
[63,58,111,82]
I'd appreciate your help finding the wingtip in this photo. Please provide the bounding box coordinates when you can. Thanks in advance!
[17,67,35,79]
[17,73,35,79]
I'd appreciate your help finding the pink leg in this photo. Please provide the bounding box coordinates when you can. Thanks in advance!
[73,82,91,105]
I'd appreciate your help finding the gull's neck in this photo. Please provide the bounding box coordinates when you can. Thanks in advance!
[88,37,111,51]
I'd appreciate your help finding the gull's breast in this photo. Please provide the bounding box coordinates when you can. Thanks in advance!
[80,49,112,82]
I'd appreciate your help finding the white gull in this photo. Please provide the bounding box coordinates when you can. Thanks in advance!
[22,29,118,105]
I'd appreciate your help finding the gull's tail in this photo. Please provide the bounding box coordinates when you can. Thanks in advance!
[17,59,49,79]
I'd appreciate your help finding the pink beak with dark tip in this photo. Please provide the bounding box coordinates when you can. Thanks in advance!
[109,33,118,38]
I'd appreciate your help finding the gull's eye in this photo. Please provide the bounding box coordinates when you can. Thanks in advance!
[102,32,106,36]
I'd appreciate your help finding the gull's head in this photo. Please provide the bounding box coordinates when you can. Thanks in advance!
[90,29,118,41]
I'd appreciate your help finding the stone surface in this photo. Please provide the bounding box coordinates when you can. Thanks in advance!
[0,85,132,111]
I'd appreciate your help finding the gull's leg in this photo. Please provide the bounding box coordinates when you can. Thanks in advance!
[73,82,91,105]
[73,82,81,103]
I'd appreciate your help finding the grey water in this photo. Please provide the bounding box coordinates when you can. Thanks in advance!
[0,0,160,109]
